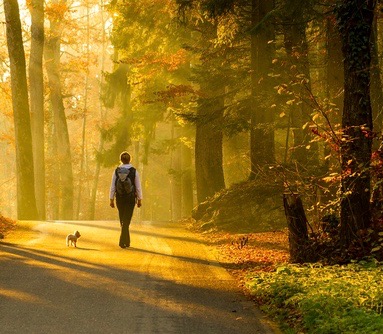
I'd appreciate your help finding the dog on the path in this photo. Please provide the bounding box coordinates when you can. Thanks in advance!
[66,231,81,247]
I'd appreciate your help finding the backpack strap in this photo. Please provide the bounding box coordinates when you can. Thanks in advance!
[128,167,136,188]
[115,166,136,191]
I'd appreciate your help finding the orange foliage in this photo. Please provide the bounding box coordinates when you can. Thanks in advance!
[0,215,16,239]
[45,2,69,22]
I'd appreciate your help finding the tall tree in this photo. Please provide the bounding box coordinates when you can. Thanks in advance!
[281,0,318,167]
[45,0,74,219]
[195,80,226,202]
[3,0,39,219]
[181,128,194,216]
[28,0,45,220]
[76,2,91,219]
[336,0,376,247]
[249,0,276,178]
[89,0,109,220]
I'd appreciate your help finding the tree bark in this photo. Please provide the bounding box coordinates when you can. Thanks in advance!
[283,193,309,263]
[336,0,376,247]
[29,0,45,220]
[4,0,39,220]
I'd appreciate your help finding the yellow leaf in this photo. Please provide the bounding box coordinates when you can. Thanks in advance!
[286,99,295,105]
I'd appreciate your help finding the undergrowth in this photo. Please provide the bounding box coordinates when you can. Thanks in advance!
[247,261,383,333]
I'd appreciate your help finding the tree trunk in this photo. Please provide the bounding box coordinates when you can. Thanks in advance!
[181,133,194,217]
[29,0,45,220]
[370,15,383,134]
[89,1,107,220]
[336,0,375,247]
[283,193,309,263]
[195,90,225,203]
[282,1,317,167]
[324,15,344,175]
[170,123,183,221]
[4,0,39,220]
[76,4,90,219]
[326,16,344,122]
[45,17,74,220]
[249,0,275,179]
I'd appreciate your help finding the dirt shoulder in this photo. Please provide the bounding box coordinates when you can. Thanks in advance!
[185,220,290,288]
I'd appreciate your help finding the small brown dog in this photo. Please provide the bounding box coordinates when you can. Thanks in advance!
[66,231,81,247]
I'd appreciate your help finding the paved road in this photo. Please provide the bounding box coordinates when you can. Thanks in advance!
[0,220,277,334]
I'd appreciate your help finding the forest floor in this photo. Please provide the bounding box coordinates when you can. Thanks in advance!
[187,220,383,334]
[184,219,290,291]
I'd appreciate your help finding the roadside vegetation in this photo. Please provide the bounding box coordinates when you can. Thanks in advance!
[188,202,383,334]
[248,262,383,334]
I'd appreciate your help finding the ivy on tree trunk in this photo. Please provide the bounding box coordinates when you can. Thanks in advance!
[336,0,376,248]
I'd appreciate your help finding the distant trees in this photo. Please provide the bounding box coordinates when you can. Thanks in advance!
[1,0,383,246]
[102,0,196,219]
[2,0,114,220]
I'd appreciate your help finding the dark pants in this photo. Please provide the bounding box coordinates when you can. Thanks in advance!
[116,194,136,247]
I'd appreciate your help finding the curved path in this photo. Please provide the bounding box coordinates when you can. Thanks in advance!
[0,220,277,334]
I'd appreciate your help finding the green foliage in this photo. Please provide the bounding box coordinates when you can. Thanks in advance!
[247,262,383,333]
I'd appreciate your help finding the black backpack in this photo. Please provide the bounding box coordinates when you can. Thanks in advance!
[115,167,136,196]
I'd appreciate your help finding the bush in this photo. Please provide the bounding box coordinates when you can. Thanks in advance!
[192,180,286,233]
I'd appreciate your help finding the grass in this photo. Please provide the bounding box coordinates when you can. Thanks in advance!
[246,262,383,333]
